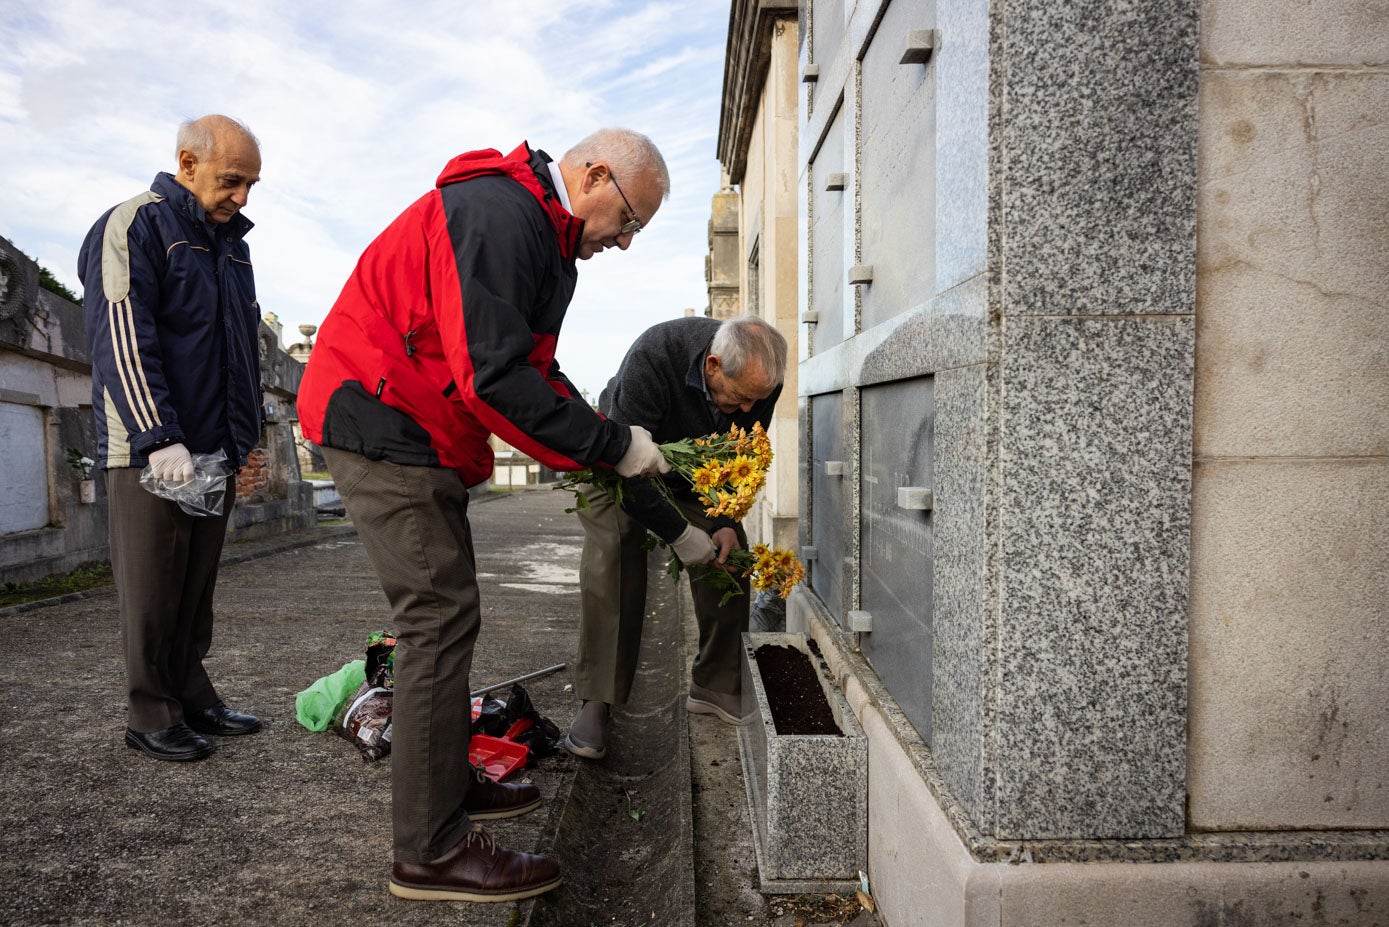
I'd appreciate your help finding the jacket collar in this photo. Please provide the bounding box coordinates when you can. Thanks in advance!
[434,143,584,260]
[151,172,254,242]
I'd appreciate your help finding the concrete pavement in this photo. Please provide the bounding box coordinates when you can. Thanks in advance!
[0,490,626,926]
[0,487,875,927]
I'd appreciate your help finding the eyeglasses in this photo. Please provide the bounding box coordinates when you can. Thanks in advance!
[587,161,643,235]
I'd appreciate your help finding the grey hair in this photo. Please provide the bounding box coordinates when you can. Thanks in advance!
[711,316,789,386]
[561,128,671,201]
[175,114,259,161]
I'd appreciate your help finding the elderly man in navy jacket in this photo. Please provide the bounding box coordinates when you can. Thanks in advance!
[78,114,265,764]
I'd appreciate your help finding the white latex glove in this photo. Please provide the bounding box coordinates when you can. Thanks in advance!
[615,425,671,478]
[671,524,717,565]
[148,443,195,483]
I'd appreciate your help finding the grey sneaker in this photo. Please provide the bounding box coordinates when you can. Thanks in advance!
[686,682,754,725]
[562,700,609,759]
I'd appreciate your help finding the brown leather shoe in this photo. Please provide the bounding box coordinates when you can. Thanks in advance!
[463,766,542,820]
[389,827,561,902]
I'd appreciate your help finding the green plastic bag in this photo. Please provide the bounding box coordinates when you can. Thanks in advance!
[295,659,366,731]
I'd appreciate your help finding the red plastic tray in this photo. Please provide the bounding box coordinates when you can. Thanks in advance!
[468,733,528,781]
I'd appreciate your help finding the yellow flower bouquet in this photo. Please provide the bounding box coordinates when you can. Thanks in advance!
[556,422,805,604]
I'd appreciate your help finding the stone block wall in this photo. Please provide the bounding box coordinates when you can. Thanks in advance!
[1187,0,1389,830]
[719,6,802,551]
[0,236,107,584]
[0,234,314,574]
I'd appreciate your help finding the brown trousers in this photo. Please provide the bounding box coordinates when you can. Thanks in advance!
[573,485,750,706]
[105,467,232,732]
[322,447,479,865]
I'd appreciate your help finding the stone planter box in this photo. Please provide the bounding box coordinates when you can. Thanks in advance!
[738,631,867,893]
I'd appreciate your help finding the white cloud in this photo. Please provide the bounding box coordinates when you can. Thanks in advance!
[0,0,729,396]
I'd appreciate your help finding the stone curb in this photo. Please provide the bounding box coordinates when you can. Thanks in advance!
[0,523,360,620]
[0,489,526,620]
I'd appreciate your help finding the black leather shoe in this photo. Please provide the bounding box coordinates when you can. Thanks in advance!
[185,703,262,736]
[125,723,215,762]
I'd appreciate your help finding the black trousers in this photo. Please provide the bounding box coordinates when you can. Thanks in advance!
[105,467,232,732]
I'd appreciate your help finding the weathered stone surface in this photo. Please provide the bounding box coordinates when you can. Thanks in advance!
[1201,0,1389,66]
[1189,457,1389,829]
[1196,70,1389,459]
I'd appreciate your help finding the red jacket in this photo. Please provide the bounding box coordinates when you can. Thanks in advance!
[297,143,630,485]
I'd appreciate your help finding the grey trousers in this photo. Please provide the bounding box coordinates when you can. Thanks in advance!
[573,485,750,707]
[322,447,479,865]
[105,467,232,732]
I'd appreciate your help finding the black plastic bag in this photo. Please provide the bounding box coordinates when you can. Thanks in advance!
[501,684,563,763]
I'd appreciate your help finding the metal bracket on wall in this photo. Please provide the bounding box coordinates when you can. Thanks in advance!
[800,310,820,324]
[824,172,848,192]
[896,486,933,511]
[900,29,939,66]
[802,63,820,82]
[848,265,874,285]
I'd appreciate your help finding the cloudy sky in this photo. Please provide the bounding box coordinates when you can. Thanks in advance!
[0,0,731,397]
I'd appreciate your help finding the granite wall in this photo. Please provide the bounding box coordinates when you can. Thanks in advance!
[797,0,1195,842]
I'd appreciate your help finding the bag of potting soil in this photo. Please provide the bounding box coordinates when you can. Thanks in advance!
[339,681,393,761]
[364,631,397,686]
[335,630,397,761]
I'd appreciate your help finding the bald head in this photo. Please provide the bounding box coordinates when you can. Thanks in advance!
[174,114,261,223]
[175,114,258,162]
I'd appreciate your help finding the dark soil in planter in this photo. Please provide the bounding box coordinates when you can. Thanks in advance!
[754,644,843,736]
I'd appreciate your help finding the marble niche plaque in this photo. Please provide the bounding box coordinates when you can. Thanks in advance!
[858,376,935,743]
[858,0,938,333]
[809,105,849,353]
[809,391,847,622]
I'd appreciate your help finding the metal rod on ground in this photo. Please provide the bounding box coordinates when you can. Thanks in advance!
[473,662,568,697]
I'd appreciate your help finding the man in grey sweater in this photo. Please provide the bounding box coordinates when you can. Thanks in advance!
[565,315,788,759]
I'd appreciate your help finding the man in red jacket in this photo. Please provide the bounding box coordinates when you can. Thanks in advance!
[298,128,670,903]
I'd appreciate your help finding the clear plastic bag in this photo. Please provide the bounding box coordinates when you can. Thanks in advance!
[749,589,787,632]
[139,449,231,517]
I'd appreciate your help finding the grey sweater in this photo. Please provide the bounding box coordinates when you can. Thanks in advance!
[599,317,782,542]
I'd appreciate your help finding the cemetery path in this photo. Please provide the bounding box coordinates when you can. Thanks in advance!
[0,488,878,927]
